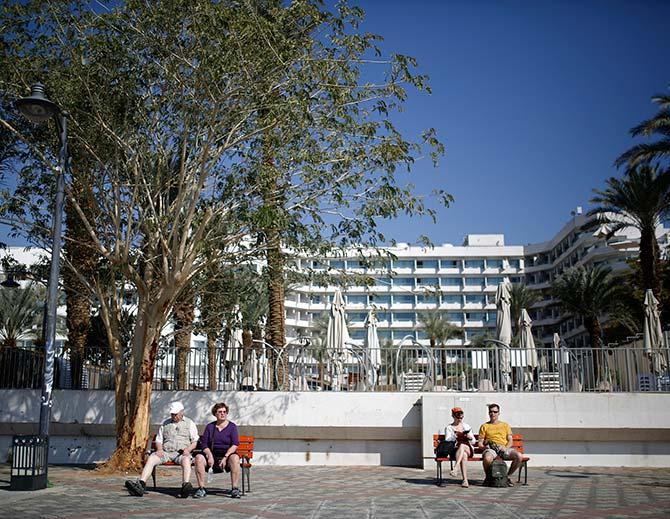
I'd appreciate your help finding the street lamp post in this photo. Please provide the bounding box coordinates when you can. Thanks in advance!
[15,83,68,438]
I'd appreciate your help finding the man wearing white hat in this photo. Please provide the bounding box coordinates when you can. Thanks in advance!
[125,401,199,498]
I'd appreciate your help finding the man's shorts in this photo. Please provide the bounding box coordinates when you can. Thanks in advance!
[155,450,189,464]
[483,447,517,460]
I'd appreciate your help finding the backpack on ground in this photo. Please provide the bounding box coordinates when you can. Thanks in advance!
[485,458,509,487]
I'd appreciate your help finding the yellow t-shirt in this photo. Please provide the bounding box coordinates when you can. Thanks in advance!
[478,421,512,447]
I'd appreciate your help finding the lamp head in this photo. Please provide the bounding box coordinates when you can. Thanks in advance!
[15,83,60,123]
[1,274,20,289]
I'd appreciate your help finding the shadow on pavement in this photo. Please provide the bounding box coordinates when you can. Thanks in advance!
[400,477,487,487]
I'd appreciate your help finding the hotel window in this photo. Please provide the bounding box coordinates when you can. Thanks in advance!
[392,329,415,340]
[370,294,391,306]
[440,259,460,268]
[417,294,438,305]
[416,259,438,269]
[393,294,415,305]
[373,277,391,287]
[487,277,504,286]
[346,295,367,305]
[464,259,484,269]
[329,260,345,269]
[393,260,414,269]
[464,277,485,287]
[465,312,487,321]
[509,259,521,268]
[347,312,368,323]
[416,277,439,288]
[376,312,391,322]
[441,277,462,287]
[350,329,365,340]
[392,312,415,322]
[442,295,461,304]
[487,259,503,269]
[447,312,462,322]
[465,294,486,305]
[393,277,414,287]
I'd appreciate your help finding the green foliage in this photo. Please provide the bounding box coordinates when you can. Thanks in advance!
[0,283,43,348]
[509,283,540,329]
[552,265,622,321]
[615,90,670,168]
[589,164,670,301]
[418,311,463,346]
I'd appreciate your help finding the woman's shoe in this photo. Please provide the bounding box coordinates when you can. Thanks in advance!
[461,480,469,488]
[449,469,459,478]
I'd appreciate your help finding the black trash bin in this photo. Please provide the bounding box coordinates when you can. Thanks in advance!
[10,435,49,491]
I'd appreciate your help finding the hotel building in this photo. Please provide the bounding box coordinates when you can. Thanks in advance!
[285,207,669,348]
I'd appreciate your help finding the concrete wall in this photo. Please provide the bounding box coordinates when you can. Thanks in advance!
[421,393,670,468]
[1,390,669,467]
[0,390,422,466]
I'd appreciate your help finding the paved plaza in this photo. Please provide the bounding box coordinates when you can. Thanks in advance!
[1,463,670,519]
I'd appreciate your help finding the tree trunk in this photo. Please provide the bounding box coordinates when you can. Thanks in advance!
[640,225,662,306]
[102,295,164,471]
[207,333,218,391]
[64,176,96,389]
[242,328,253,361]
[265,235,286,389]
[173,299,195,390]
[584,316,605,390]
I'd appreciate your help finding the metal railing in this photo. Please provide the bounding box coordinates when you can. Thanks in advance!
[1,339,668,392]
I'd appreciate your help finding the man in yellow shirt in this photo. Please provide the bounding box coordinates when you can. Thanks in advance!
[477,403,523,486]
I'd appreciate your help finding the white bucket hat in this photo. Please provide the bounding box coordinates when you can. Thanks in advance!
[168,401,184,414]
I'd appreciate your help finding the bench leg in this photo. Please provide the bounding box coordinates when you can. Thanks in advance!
[436,461,443,486]
[524,461,528,486]
[151,466,157,489]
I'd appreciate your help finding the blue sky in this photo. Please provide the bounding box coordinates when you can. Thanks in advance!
[3,1,668,249]
[357,0,670,246]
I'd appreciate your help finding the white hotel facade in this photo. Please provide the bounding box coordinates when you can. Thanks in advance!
[285,207,670,348]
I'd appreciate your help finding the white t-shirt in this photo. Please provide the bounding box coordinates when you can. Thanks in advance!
[444,422,475,444]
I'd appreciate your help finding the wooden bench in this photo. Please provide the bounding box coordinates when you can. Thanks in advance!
[147,434,255,494]
[433,433,529,486]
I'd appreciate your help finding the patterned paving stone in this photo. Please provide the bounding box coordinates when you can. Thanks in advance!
[1,464,670,519]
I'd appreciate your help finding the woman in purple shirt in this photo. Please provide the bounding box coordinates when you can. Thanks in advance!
[193,402,241,498]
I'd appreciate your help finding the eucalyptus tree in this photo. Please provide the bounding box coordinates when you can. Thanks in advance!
[589,165,670,302]
[0,1,323,469]
[615,90,670,168]
[231,1,448,359]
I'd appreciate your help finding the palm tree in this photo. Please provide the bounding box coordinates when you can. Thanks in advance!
[418,311,463,386]
[589,164,670,302]
[615,91,670,168]
[0,284,43,348]
[509,283,540,334]
[551,265,623,387]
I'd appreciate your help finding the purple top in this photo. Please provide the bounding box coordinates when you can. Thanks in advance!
[199,421,239,456]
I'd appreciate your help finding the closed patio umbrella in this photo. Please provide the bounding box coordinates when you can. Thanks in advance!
[518,308,538,391]
[326,289,350,391]
[519,309,538,369]
[643,289,668,375]
[495,282,512,383]
[364,310,381,389]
